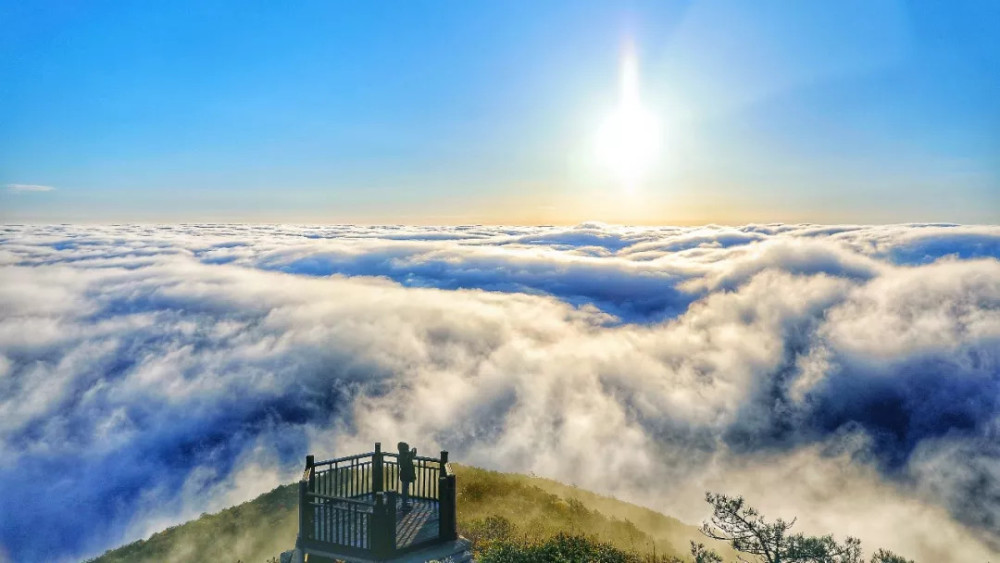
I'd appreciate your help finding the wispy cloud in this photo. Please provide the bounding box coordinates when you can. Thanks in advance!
[0,223,998,562]
[6,183,55,193]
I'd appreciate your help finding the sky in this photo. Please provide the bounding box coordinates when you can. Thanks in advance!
[2,0,998,224]
[1,5,999,562]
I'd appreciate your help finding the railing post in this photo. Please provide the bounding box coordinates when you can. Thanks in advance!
[438,472,447,541]
[296,479,308,548]
[373,442,383,494]
[439,450,448,506]
[446,473,458,540]
[301,455,315,547]
[373,491,396,559]
[386,491,397,553]
[438,466,458,542]
[374,492,385,557]
[305,454,315,490]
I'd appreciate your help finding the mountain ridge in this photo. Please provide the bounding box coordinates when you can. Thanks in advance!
[87,464,734,562]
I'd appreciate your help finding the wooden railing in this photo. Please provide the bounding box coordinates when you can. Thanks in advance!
[296,443,458,560]
[312,450,377,498]
[382,451,442,500]
[301,493,376,553]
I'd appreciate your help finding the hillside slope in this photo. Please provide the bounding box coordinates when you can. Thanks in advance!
[88,465,733,563]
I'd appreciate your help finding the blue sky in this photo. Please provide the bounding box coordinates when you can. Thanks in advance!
[1,1,997,224]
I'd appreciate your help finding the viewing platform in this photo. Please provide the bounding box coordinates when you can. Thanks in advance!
[284,442,471,563]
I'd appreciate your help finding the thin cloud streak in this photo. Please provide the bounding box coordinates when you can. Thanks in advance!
[5,184,55,193]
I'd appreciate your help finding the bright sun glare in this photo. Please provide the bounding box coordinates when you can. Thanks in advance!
[595,45,661,192]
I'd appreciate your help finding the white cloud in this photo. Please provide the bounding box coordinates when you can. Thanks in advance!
[0,223,998,561]
[5,184,55,193]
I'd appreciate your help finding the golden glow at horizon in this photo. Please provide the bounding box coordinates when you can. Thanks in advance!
[595,45,662,193]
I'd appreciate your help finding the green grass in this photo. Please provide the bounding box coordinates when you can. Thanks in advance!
[451,465,734,561]
[88,465,733,563]
[86,484,299,563]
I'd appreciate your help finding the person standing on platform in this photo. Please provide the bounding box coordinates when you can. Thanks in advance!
[398,441,416,511]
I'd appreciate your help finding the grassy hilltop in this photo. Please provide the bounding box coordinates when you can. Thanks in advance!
[88,465,735,563]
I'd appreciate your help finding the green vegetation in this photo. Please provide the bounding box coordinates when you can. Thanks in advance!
[469,491,920,563]
[87,484,299,563]
[698,492,915,563]
[88,464,725,563]
[454,466,738,561]
[452,465,732,561]
[88,468,918,563]
[476,533,679,563]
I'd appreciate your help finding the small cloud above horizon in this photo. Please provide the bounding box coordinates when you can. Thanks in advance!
[6,183,55,193]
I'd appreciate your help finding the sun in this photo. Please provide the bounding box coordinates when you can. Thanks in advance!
[595,46,661,191]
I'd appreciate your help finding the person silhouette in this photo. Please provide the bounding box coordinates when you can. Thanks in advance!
[397,441,416,511]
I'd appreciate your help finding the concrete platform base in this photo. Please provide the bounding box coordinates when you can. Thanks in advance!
[281,538,473,563]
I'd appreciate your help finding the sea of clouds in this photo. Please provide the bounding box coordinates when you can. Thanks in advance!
[0,222,998,562]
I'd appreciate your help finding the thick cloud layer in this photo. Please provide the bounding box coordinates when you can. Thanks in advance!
[0,223,998,562]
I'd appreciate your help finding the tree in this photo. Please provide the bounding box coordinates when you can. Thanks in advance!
[690,541,724,563]
[869,549,913,563]
[700,492,862,563]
